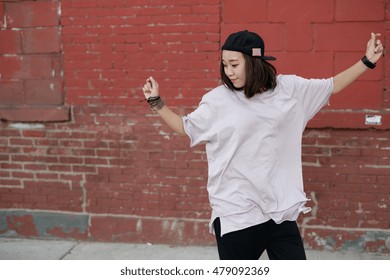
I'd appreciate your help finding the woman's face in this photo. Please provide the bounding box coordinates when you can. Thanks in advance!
[222,50,246,89]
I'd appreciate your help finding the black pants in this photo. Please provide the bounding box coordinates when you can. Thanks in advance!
[213,218,306,260]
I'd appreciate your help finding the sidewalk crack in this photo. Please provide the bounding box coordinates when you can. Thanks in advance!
[59,242,79,260]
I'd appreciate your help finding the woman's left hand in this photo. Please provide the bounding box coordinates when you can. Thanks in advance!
[142,76,159,100]
[366,33,384,63]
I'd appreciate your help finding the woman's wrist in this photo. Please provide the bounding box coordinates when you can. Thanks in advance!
[361,55,376,69]
[147,96,165,112]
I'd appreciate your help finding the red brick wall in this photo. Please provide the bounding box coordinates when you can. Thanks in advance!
[0,0,389,253]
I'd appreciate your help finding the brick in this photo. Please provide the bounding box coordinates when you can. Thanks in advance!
[22,28,61,54]
[60,140,83,148]
[329,81,383,109]
[285,23,313,51]
[0,179,22,187]
[73,165,96,173]
[2,211,89,239]
[1,159,22,168]
[0,30,22,54]
[315,22,385,51]
[70,0,98,8]
[11,171,34,180]
[378,176,390,185]
[48,165,72,173]
[21,130,46,138]
[0,56,22,80]
[36,173,59,180]
[0,106,70,122]
[0,2,4,28]
[0,81,24,105]
[5,1,60,28]
[346,193,378,203]
[222,0,267,23]
[274,52,333,78]
[96,0,122,7]
[140,6,192,17]
[269,0,334,23]
[84,157,108,165]
[360,184,389,195]
[65,16,99,27]
[17,55,61,80]
[335,0,385,22]
[25,80,63,105]
[308,112,390,129]
[89,216,138,242]
[193,5,220,15]
[4,213,39,237]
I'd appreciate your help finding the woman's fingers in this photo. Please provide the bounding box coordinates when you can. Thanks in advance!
[142,77,159,99]
[146,76,159,96]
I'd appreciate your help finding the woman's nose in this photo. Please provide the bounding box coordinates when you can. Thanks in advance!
[226,66,233,76]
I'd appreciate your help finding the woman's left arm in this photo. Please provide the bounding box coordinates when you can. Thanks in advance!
[332,33,384,94]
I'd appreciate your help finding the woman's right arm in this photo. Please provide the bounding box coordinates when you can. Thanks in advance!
[142,76,186,136]
[332,33,384,94]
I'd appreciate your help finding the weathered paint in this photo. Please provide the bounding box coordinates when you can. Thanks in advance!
[0,211,89,240]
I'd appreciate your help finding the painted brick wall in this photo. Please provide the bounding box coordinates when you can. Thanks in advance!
[0,0,69,122]
[0,0,389,254]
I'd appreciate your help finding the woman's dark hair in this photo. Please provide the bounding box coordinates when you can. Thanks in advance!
[220,54,277,99]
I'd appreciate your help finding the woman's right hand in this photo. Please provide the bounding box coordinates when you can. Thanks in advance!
[142,76,159,99]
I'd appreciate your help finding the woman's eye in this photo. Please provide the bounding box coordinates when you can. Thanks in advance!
[232,64,238,68]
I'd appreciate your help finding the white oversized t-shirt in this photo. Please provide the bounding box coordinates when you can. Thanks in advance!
[182,75,333,236]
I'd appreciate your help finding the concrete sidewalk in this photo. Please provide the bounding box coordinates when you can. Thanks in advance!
[0,237,389,260]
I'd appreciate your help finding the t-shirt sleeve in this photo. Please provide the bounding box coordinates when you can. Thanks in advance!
[291,75,334,122]
[182,95,216,147]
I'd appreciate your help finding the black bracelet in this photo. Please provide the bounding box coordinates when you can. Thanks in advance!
[146,96,165,112]
[361,56,376,69]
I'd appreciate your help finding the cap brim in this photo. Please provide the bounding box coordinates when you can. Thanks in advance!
[261,56,276,61]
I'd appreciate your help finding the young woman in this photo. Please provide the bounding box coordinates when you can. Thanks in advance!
[141,30,384,260]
